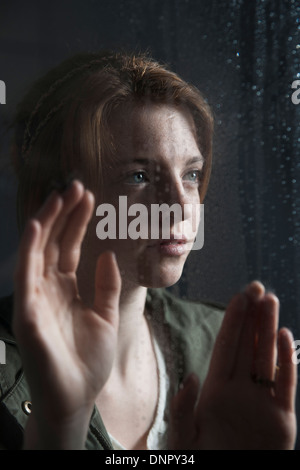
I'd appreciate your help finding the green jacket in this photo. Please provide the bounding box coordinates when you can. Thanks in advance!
[0,288,224,450]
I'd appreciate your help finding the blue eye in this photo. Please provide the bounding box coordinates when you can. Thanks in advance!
[183,170,202,183]
[126,171,148,184]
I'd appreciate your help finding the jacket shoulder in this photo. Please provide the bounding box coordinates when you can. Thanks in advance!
[146,288,225,387]
[148,287,225,336]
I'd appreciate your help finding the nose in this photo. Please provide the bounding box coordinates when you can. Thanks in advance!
[156,173,187,209]
[150,172,197,240]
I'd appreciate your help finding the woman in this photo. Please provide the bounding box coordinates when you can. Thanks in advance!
[0,51,297,450]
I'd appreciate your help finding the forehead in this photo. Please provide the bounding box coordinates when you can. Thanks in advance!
[107,102,201,162]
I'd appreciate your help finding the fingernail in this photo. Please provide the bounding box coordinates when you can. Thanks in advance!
[244,281,265,300]
[282,328,294,348]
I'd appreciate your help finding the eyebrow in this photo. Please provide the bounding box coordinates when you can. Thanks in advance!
[119,156,204,166]
[185,156,204,165]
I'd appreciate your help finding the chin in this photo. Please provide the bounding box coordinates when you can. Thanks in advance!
[116,247,190,289]
[136,260,185,288]
[140,277,181,289]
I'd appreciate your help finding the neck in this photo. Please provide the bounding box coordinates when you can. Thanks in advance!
[77,256,149,375]
[115,280,148,372]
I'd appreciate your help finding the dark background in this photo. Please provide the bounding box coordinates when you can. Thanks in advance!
[0,0,299,448]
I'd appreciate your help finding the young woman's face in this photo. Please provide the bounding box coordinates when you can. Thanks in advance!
[91,102,203,288]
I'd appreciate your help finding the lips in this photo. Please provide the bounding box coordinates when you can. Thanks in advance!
[147,234,188,247]
[159,239,186,245]
[146,234,191,256]
[161,233,187,242]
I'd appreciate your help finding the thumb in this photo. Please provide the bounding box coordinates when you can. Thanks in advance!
[93,251,121,328]
[168,373,199,450]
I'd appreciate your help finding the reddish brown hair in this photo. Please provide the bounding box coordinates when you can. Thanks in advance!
[11,50,214,231]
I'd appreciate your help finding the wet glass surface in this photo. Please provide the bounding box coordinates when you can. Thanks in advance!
[0,0,299,448]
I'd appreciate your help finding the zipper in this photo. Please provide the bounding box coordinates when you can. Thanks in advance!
[89,423,114,450]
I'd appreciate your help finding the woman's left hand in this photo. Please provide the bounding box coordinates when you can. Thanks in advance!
[169,281,297,450]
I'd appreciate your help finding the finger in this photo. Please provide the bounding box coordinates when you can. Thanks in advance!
[244,280,265,300]
[276,328,297,411]
[13,192,62,331]
[253,294,279,385]
[33,190,63,256]
[14,219,41,304]
[233,281,265,378]
[93,251,121,328]
[168,374,199,449]
[58,190,95,273]
[13,220,44,342]
[43,181,85,269]
[207,292,248,381]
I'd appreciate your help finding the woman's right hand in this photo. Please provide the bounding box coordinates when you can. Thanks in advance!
[13,181,121,449]
[168,282,297,450]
